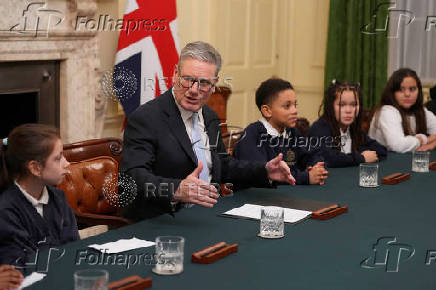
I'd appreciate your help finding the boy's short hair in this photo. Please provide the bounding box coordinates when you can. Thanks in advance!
[255,78,294,111]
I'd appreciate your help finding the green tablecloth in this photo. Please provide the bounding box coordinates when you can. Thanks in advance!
[28,152,436,290]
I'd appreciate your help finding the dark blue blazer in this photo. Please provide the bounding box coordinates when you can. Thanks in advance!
[121,89,270,221]
[0,184,79,271]
[308,118,387,167]
[233,121,323,185]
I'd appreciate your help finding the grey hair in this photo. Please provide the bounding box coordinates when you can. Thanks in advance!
[178,41,222,76]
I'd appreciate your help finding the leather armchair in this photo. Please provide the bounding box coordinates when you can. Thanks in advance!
[207,86,242,155]
[58,138,131,229]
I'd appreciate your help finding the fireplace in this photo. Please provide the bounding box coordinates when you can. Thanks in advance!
[0,61,60,138]
[0,0,105,143]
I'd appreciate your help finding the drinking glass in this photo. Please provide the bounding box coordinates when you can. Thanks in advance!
[412,151,430,173]
[258,206,284,239]
[74,269,108,290]
[359,163,379,187]
[152,236,184,275]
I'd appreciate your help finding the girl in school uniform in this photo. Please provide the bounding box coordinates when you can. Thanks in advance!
[308,81,387,168]
[0,124,79,271]
[369,68,436,152]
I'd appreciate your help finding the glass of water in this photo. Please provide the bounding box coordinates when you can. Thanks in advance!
[258,206,284,239]
[152,236,184,275]
[412,151,430,173]
[74,269,108,290]
[359,163,379,187]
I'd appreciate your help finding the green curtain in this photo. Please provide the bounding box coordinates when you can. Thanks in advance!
[324,0,388,109]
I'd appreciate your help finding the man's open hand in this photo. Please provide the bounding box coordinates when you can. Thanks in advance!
[173,162,219,207]
[265,153,296,185]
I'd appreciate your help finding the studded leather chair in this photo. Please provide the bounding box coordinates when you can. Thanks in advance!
[58,138,131,229]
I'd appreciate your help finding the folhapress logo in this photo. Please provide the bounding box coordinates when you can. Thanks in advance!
[361,237,415,272]
[9,2,64,37]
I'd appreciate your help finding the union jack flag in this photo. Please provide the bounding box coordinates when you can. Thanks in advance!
[115,0,180,117]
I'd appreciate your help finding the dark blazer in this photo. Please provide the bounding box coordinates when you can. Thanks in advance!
[0,184,79,272]
[121,89,269,221]
[233,121,323,185]
[308,118,387,168]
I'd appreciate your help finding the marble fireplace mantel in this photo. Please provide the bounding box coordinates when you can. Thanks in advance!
[0,0,106,143]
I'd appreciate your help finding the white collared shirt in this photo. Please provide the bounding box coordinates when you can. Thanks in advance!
[15,181,49,217]
[369,105,436,153]
[340,127,352,154]
[172,89,212,182]
[259,117,290,138]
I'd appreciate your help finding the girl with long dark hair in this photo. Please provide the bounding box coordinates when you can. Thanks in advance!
[369,68,436,152]
[308,81,387,167]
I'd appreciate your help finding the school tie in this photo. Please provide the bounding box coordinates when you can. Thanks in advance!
[191,112,210,182]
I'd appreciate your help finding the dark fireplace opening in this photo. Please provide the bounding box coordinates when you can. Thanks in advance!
[0,61,59,139]
[0,91,39,138]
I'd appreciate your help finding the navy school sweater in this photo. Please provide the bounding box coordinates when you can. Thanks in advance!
[307,118,387,168]
[0,184,79,272]
[233,121,324,185]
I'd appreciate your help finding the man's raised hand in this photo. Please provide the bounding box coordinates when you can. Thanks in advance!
[173,162,219,207]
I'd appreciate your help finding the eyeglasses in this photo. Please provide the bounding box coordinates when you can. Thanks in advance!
[178,75,217,92]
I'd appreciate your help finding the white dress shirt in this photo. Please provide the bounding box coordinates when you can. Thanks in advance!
[172,89,212,182]
[340,127,352,154]
[259,117,290,138]
[15,181,49,217]
[369,105,436,153]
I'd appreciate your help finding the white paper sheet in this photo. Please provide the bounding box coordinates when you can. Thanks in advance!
[223,204,311,224]
[19,272,46,289]
[88,237,155,254]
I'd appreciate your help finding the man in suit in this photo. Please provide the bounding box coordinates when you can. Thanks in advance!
[121,41,296,221]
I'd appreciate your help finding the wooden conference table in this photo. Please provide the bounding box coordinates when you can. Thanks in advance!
[28,152,436,289]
